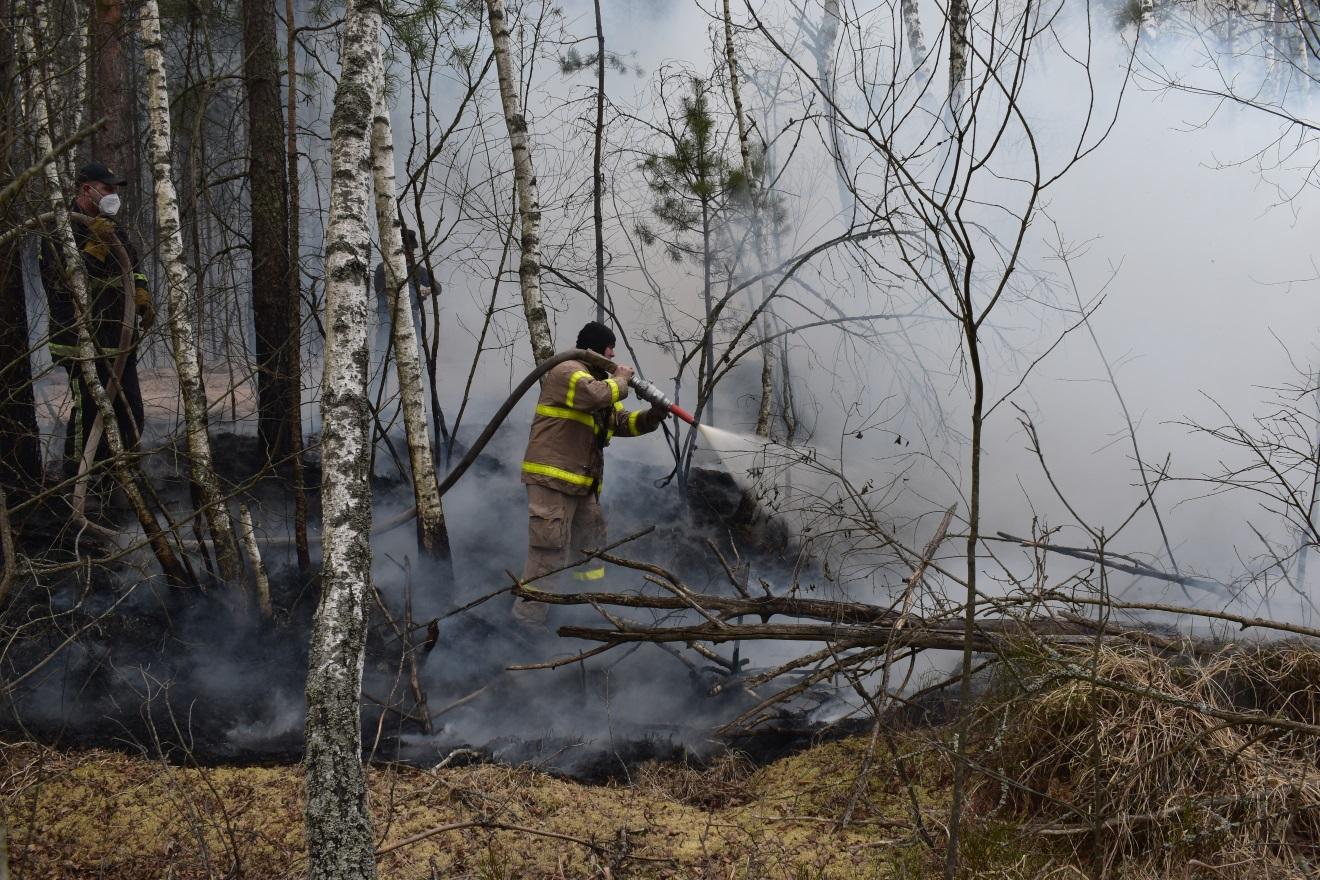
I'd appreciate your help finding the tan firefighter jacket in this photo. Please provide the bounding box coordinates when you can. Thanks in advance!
[521,359,666,496]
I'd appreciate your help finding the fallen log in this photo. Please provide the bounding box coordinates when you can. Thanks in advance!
[554,618,1170,653]
[514,581,900,626]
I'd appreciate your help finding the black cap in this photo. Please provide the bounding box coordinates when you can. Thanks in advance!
[74,162,127,186]
[576,321,616,355]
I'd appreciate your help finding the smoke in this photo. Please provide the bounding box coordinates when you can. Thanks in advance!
[11,0,1320,773]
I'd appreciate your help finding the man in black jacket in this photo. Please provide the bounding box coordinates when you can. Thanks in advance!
[40,161,156,475]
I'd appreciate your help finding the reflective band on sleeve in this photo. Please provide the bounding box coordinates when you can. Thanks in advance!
[565,370,593,408]
[521,460,596,487]
[606,378,619,405]
[572,566,606,582]
[535,403,595,428]
[627,410,641,436]
[48,343,80,358]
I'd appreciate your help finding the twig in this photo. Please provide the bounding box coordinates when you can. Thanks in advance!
[995,532,1220,592]
[376,819,674,862]
[706,538,752,598]
[1056,593,1320,641]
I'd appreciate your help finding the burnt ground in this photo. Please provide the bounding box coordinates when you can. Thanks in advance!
[0,429,880,782]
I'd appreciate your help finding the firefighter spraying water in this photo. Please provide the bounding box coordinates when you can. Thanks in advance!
[376,321,705,626]
[514,322,681,627]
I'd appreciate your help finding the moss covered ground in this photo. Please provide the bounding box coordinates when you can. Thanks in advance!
[3,734,973,879]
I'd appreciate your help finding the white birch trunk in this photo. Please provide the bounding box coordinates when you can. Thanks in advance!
[485,0,555,364]
[238,504,272,618]
[901,0,928,78]
[303,1,381,878]
[21,0,187,585]
[1287,0,1310,88]
[369,75,452,569]
[815,0,853,216]
[139,0,243,583]
[948,0,969,107]
[59,15,89,181]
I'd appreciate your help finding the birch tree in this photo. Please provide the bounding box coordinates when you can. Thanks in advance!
[303,0,382,876]
[138,0,243,583]
[370,75,452,570]
[485,0,555,364]
[0,0,40,503]
[902,0,928,77]
[948,0,969,104]
[806,0,853,215]
[20,0,187,586]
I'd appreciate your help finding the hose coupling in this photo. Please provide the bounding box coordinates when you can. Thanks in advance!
[628,376,672,410]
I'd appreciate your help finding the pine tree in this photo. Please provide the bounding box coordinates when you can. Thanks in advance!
[639,77,737,420]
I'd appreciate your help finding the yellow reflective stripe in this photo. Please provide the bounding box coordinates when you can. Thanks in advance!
[535,403,595,429]
[573,567,606,582]
[565,370,593,408]
[605,378,620,406]
[522,460,595,487]
[627,410,641,436]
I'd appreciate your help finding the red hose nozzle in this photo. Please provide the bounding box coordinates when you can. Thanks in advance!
[668,404,696,426]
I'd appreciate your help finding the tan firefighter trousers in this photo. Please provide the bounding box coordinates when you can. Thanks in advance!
[514,484,607,626]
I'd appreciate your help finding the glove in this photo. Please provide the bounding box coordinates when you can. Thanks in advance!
[88,216,118,244]
[81,217,117,261]
[135,288,156,331]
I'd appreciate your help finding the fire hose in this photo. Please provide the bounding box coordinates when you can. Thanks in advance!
[375,349,694,535]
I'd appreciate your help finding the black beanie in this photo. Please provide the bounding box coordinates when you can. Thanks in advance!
[576,321,616,355]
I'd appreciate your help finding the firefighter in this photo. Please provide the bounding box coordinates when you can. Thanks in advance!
[514,321,667,627]
[372,226,431,329]
[40,161,156,478]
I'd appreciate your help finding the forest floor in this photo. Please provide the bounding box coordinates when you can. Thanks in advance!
[14,641,1320,879]
[2,730,1047,880]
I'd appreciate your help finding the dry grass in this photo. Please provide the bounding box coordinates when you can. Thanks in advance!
[973,640,1320,878]
[0,736,945,879]
[13,642,1320,878]
[635,751,759,810]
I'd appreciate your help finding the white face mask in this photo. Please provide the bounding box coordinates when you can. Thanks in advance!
[98,192,121,217]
